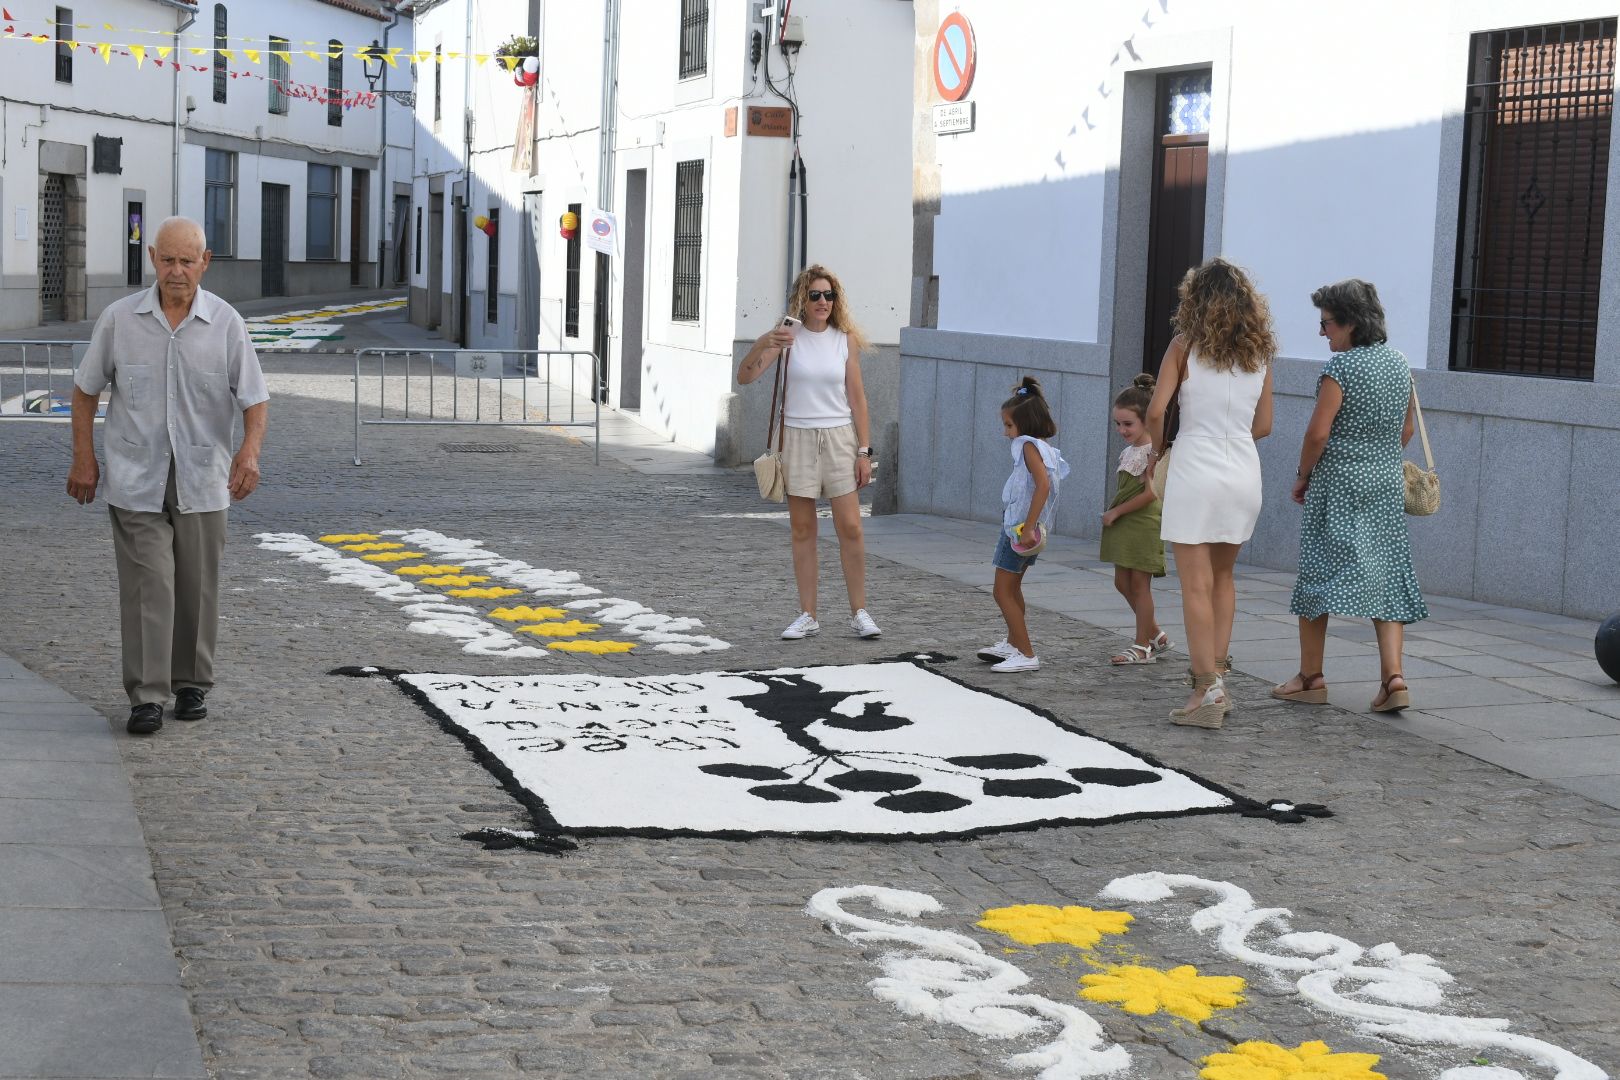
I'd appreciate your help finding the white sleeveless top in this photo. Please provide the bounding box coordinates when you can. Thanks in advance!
[783,325,852,429]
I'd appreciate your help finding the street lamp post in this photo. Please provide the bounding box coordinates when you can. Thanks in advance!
[361,40,415,290]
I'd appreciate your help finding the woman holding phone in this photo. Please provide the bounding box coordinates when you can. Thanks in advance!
[738,265,881,641]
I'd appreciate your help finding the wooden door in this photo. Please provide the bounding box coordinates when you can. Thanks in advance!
[1142,70,1211,375]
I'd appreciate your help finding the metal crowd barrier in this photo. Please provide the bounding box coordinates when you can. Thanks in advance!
[0,340,90,420]
[352,347,601,466]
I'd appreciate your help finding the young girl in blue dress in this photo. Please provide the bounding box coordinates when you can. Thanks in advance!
[978,377,1070,673]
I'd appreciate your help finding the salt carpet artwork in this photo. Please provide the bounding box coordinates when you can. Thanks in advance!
[808,878,1610,1080]
[256,528,729,657]
[342,655,1305,847]
[245,296,407,350]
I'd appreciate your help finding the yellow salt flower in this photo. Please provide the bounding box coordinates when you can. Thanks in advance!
[446,586,523,598]
[977,905,1133,949]
[395,564,465,577]
[340,542,404,552]
[361,551,426,562]
[548,640,638,654]
[1200,1040,1385,1080]
[488,606,570,622]
[1080,964,1244,1022]
[513,620,602,638]
[418,575,490,587]
[319,533,380,543]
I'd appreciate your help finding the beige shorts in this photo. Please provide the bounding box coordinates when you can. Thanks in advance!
[783,423,859,500]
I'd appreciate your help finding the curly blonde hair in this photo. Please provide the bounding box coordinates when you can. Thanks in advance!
[1171,258,1276,374]
[788,264,870,358]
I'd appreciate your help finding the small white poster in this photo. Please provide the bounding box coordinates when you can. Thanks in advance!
[584,208,617,257]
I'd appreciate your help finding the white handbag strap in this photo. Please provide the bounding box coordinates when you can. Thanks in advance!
[1409,374,1434,471]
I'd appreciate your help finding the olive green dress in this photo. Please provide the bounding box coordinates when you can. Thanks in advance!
[1099,443,1165,576]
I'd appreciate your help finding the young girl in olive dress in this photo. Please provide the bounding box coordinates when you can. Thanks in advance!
[1100,373,1170,665]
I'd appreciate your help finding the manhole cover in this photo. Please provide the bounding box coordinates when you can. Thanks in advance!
[440,443,527,453]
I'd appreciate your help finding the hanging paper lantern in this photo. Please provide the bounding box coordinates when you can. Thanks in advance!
[514,55,539,87]
[558,210,578,239]
[480,218,496,238]
[473,214,490,230]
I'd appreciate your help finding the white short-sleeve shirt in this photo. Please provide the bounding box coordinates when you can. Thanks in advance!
[74,285,269,514]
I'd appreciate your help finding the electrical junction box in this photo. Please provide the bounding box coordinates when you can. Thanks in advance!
[781,15,805,46]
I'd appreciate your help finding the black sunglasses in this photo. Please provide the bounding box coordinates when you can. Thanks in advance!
[807,289,837,302]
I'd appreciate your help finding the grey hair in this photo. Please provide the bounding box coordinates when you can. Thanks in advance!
[153,216,208,249]
[1310,279,1387,347]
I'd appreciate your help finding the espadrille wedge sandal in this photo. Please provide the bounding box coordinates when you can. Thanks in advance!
[1172,672,1229,729]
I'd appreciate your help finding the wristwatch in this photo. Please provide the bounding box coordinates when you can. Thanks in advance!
[857,447,876,461]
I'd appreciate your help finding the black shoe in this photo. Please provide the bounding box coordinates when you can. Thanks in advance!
[174,688,208,722]
[127,703,164,735]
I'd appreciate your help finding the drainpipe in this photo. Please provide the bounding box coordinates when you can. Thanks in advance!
[151,0,195,217]
[377,2,402,287]
[461,0,474,345]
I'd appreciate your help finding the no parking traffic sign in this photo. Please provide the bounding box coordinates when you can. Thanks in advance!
[932,12,976,103]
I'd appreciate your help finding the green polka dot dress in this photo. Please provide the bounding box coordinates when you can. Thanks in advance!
[1289,343,1428,624]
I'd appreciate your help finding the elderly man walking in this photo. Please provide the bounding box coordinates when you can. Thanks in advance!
[67,216,269,735]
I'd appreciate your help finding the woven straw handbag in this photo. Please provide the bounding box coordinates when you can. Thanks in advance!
[1403,376,1440,516]
[752,347,789,502]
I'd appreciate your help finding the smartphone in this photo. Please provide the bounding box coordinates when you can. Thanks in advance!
[780,315,801,330]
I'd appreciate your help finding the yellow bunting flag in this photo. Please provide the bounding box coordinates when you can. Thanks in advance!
[189,47,208,56]
[302,49,323,60]
[412,50,432,64]
[218,48,233,60]
[243,48,259,63]
[29,34,49,44]
[97,41,111,62]
[270,49,290,63]
[382,47,401,67]
[499,54,520,71]
[129,43,144,67]
[156,46,172,59]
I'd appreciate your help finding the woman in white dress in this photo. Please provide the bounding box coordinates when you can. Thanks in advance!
[1145,258,1276,728]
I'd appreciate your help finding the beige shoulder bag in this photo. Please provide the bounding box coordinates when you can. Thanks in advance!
[753,348,790,502]
[1403,375,1440,516]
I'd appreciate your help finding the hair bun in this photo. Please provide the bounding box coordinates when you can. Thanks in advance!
[1133,373,1157,391]
[1013,375,1043,398]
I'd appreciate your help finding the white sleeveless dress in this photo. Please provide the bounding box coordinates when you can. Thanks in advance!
[1159,348,1267,545]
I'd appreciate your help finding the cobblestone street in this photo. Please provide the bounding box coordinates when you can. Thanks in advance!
[3,319,1618,1079]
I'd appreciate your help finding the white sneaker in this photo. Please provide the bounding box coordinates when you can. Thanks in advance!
[977,640,1017,663]
[990,652,1041,673]
[781,613,820,640]
[849,609,883,639]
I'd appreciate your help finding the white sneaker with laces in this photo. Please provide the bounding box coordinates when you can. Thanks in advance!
[781,612,820,640]
[977,640,1017,663]
[849,609,882,639]
[990,652,1041,673]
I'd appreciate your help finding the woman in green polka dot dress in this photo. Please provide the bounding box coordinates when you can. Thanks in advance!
[1274,279,1427,714]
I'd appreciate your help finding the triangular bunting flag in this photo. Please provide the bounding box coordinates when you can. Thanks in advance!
[29,33,49,43]
[3,9,16,21]
[97,41,111,62]
[270,49,290,62]
[412,50,431,63]
[381,47,401,67]
[498,54,519,71]
[156,45,171,58]
[130,44,145,67]
[189,46,207,55]
[303,49,323,60]
[219,48,234,61]
[475,53,489,66]
[244,48,260,62]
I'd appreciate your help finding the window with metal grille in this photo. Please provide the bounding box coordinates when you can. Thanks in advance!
[307,164,338,260]
[54,7,72,84]
[212,4,227,104]
[327,40,344,126]
[414,207,423,275]
[486,208,501,324]
[203,149,235,256]
[671,160,704,322]
[268,37,289,114]
[679,0,708,79]
[565,202,582,337]
[1452,19,1616,380]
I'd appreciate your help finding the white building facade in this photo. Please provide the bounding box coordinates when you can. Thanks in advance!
[409,0,914,465]
[900,0,1620,618]
[0,0,405,331]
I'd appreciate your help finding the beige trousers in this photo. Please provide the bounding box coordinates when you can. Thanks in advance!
[108,464,228,705]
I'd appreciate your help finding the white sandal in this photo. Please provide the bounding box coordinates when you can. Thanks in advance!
[1148,631,1174,657]
[1111,642,1157,665]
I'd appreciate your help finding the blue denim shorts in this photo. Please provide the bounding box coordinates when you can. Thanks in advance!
[993,531,1038,575]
